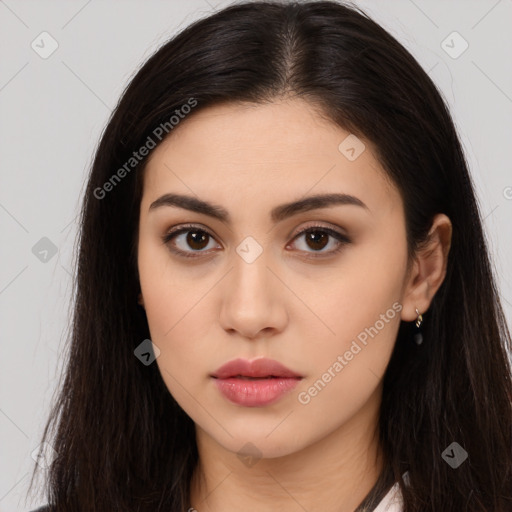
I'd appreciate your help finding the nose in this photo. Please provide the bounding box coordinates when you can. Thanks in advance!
[218,251,288,340]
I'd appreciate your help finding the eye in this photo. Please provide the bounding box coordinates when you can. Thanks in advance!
[287,223,351,258]
[161,223,351,259]
[162,224,220,259]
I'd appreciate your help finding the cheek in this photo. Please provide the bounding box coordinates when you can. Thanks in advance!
[292,273,404,431]
[137,228,195,332]
[138,235,182,353]
[137,236,216,401]
[142,280,209,411]
[301,227,407,379]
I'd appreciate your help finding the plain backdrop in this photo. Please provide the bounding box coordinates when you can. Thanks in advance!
[1,0,511,510]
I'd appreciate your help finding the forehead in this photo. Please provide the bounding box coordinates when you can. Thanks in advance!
[141,99,400,219]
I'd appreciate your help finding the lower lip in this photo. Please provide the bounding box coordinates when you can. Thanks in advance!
[212,377,301,407]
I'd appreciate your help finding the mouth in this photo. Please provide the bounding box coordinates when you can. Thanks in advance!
[225,375,284,380]
[211,358,303,407]
[211,357,303,380]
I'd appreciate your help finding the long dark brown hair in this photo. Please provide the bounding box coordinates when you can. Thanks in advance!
[27,1,512,510]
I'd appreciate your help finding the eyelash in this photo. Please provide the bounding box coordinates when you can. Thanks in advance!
[162,224,351,259]
[161,223,351,260]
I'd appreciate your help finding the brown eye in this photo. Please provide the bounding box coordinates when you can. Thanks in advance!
[162,223,350,260]
[184,230,210,250]
[304,230,329,251]
[288,225,351,257]
[162,225,221,258]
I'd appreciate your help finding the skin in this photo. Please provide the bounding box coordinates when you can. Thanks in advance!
[137,98,452,512]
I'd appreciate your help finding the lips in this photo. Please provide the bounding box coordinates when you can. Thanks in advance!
[211,358,303,407]
[211,357,302,379]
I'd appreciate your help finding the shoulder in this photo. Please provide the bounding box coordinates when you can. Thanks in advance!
[29,507,51,512]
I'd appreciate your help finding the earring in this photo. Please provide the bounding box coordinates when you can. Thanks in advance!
[413,308,423,345]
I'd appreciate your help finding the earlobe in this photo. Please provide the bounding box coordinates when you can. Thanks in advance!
[401,213,452,322]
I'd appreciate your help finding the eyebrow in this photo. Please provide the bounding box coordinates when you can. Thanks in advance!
[148,192,369,223]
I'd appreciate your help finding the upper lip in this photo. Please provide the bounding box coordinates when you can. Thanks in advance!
[211,358,302,379]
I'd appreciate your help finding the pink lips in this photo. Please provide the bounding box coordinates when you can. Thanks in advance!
[211,358,303,407]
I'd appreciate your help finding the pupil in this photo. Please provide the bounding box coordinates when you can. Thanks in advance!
[187,231,208,250]
[307,231,328,251]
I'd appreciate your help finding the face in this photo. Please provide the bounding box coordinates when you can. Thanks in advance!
[137,99,410,459]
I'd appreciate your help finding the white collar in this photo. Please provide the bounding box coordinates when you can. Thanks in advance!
[372,471,409,512]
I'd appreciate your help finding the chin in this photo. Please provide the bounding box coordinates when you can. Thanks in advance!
[206,424,307,461]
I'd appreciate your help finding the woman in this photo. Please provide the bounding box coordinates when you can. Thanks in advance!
[28,1,512,511]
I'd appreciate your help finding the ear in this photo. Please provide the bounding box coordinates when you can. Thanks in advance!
[137,292,145,309]
[401,213,452,322]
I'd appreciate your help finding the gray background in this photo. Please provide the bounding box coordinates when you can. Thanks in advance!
[1,0,511,510]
